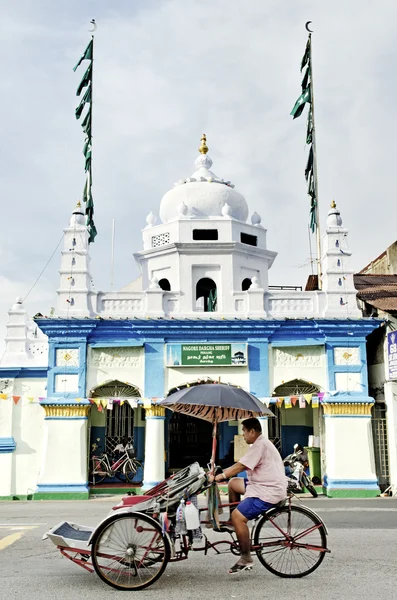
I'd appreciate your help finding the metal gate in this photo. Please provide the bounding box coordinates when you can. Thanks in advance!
[371,403,389,490]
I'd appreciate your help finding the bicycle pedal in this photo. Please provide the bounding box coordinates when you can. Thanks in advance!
[213,526,235,534]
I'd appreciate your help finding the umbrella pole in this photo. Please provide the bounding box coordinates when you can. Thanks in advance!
[210,419,218,475]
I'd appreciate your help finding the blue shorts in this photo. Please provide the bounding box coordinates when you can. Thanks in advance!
[238,497,275,520]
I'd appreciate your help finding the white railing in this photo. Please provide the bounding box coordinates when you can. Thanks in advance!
[97,292,146,315]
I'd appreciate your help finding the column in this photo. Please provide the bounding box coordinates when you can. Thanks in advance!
[142,406,166,489]
[0,392,15,498]
[322,401,380,497]
[143,341,165,489]
[35,401,91,499]
[248,340,269,437]
[384,382,397,492]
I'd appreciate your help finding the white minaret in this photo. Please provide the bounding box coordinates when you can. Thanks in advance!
[56,202,96,317]
[321,200,360,317]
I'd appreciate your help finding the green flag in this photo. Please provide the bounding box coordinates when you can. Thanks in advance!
[75,85,91,119]
[305,146,313,180]
[306,107,313,144]
[76,62,92,96]
[301,65,310,91]
[73,39,93,72]
[290,87,311,119]
[81,109,91,136]
[300,38,311,72]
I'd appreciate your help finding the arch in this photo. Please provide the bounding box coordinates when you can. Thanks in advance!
[196,277,217,312]
[90,380,140,456]
[242,277,251,291]
[272,379,321,457]
[166,380,218,469]
[158,278,171,291]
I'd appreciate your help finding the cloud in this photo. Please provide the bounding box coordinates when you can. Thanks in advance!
[1,0,397,352]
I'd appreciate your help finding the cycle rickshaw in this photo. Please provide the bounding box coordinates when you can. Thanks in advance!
[44,385,330,590]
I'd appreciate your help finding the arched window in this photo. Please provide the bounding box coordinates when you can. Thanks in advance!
[242,278,251,291]
[158,278,171,291]
[196,277,217,312]
[91,380,140,454]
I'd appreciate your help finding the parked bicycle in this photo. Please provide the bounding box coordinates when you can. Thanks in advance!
[89,445,142,485]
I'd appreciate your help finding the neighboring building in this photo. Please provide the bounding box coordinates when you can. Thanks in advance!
[0,137,381,499]
[354,247,397,495]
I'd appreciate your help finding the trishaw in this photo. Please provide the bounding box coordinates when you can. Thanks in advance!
[43,385,330,590]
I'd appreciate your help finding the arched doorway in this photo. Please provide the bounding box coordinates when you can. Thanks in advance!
[242,278,251,291]
[272,379,321,457]
[166,380,217,470]
[90,380,140,456]
[196,277,217,312]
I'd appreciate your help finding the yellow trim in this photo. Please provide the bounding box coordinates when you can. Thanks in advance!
[42,405,91,417]
[145,406,166,418]
[322,403,373,416]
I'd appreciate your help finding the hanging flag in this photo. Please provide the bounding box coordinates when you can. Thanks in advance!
[284,397,292,409]
[28,396,34,403]
[304,393,312,405]
[143,399,152,409]
[276,397,284,407]
[290,31,319,236]
[100,399,107,408]
[127,398,138,409]
[13,395,21,405]
[97,403,103,413]
[260,397,271,407]
[0,393,8,399]
[299,395,306,408]
[291,396,298,406]
[312,396,319,408]
[73,39,93,72]
[107,398,114,411]
[73,34,97,243]
[317,392,325,402]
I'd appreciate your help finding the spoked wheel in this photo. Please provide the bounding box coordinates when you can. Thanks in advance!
[91,512,170,590]
[124,459,142,484]
[89,458,108,485]
[253,505,327,577]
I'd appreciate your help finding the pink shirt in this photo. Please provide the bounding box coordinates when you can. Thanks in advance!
[239,434,286,504]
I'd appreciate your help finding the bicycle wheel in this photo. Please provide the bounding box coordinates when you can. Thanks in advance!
[91,512,170,590]
[89,457,108,485]
[124,459,141,484]
[253,505,327,577]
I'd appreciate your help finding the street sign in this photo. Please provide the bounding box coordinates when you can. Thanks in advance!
[387,331,397,380]
[166,343,248,367]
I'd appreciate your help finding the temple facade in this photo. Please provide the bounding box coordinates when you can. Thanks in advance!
[0,136,381,499]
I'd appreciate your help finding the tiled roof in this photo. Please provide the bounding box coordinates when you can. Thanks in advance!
[354,274,397,313]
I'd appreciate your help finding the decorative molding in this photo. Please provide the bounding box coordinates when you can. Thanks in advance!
[100,298,144,313]
[89,347,142,368]
[0,437,16,453]
[56,348,80,367]
[273,346,322,367]
[41,404,91,417]
[145,405,166,418]
[268,297,314,313]
[333,347,360,365]
[322,403,373,416]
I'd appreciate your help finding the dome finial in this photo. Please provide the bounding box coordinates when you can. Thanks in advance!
[330,199,336,209]
[199,133,208,154]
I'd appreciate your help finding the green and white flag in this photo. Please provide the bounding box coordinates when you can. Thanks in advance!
[291,33,318,233]
[73,36,97,243]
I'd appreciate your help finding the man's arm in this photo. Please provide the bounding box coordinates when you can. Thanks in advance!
[214,462,246,482]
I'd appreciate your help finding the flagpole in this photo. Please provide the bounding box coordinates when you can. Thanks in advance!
[307,31,322,289]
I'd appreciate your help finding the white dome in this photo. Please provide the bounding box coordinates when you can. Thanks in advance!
[159,137,249,223]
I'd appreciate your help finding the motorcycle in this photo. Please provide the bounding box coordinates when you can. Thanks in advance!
[284,446,318,498]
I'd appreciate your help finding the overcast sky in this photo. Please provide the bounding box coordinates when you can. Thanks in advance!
[1,0,396,350]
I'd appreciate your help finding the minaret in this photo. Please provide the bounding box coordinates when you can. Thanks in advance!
[321,200,360,317]
[56,202,96,317]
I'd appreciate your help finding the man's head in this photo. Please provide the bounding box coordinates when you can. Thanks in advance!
[241,417,262,445]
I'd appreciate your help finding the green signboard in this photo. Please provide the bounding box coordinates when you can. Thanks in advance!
[166,343,247,367]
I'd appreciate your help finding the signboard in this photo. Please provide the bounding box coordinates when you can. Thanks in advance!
[166,343,248,367]
[387,331,397,381]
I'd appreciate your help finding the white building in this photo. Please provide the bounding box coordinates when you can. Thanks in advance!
[0,136,381,499]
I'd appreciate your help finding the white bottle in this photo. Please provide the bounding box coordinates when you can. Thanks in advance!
[184,501,200,530]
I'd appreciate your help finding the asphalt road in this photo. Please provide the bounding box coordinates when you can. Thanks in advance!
[1,496,396,599]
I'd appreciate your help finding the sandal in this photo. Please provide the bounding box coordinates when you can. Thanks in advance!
[228,562,254,574]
